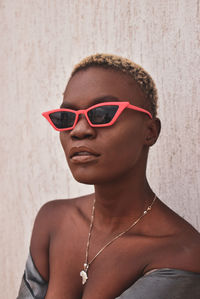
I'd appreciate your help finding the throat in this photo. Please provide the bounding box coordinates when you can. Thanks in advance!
[93,178,154,226]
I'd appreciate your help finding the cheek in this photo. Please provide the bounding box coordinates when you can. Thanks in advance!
[102,127,144,170]
[60,132,70,160]
[60,133,65,151]
[90,122,146,184]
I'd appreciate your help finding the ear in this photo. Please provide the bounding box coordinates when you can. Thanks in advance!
[144,118,161,146]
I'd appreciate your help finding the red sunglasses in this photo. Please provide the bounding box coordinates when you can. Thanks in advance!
[42,101,152,131]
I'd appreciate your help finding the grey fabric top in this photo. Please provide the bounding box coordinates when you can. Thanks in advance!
[17,253,200,299]
[116,268,200,298]
[17,253,48,299]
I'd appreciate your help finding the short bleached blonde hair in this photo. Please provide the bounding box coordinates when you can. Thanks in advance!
[71,53,158,117]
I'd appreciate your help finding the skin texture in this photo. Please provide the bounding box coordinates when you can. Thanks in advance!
[30,67,200,299]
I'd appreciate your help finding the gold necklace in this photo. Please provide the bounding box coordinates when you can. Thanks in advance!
[80,194,157,285]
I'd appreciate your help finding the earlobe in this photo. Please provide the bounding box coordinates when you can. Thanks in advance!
[145,118,161,146]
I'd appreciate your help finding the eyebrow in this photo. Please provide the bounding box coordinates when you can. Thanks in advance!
[60,95,120,109]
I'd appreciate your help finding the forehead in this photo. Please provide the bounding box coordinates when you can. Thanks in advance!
[63,67,146,108]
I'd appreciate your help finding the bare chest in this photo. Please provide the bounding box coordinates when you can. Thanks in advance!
[46,233,150,299]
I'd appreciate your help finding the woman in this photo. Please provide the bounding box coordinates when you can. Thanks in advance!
[17,54,200,298]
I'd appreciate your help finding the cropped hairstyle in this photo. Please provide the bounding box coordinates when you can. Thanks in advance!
[70,53,158,118]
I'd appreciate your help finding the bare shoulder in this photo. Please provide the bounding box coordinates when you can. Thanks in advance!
[32,193,93,232]
[172,215,200,272]
[30,193,93,281]
[149,199,200,273]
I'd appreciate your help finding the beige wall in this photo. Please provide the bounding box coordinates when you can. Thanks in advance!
[1,0,199,297]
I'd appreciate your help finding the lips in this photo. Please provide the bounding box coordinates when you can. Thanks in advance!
[69,146,100,163]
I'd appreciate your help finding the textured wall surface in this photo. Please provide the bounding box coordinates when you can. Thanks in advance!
[1,0,200,297]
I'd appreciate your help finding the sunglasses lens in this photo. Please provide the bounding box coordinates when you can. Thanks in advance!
[88,105,119,125]
[49,111,76,129]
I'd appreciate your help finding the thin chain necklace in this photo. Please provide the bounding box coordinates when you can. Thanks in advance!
[80,194,157,285]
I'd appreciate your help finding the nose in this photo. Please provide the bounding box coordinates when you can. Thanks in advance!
[70,114,96,140]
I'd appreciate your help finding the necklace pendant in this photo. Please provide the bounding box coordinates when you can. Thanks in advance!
[80,263,89,285]
[80,269,88,285]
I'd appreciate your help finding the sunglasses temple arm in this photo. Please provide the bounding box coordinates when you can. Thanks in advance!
[127,104,152,119]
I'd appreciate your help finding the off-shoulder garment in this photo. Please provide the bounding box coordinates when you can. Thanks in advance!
[17,253,200,299]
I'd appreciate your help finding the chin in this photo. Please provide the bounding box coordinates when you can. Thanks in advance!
[69,166,94,184]
[68,160,102,185]
[70,167,109,185]
[74,177,96,185]
[72,173,99,185]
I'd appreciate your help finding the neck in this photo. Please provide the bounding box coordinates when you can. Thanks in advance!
[93,169,154,232]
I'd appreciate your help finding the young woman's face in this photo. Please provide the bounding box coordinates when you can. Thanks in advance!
[60,67,151,185]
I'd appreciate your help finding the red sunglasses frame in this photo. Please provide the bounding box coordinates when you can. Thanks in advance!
[42,101,152,131]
